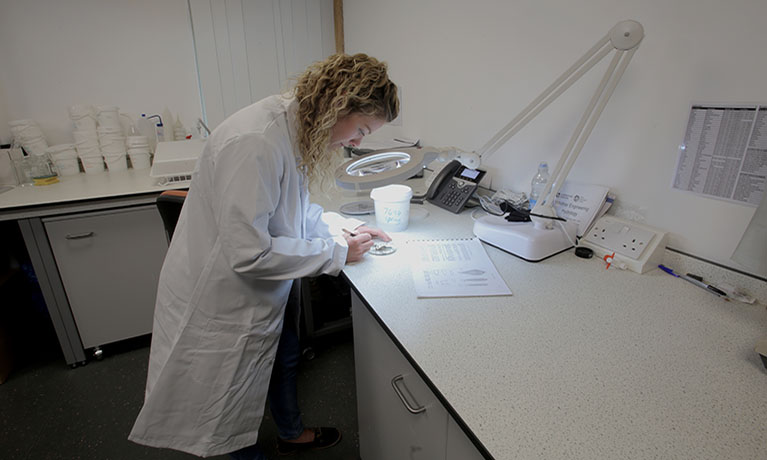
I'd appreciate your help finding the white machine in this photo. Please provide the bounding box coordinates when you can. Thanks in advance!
[150,139,206,184]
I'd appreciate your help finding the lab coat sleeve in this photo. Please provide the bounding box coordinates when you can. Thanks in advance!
[212,135,347,280]
[305,203,365,239]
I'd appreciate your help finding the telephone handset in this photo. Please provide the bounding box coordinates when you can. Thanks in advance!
[426,160,486,213]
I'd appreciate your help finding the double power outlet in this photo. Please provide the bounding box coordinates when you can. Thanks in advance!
[581,216,667,273]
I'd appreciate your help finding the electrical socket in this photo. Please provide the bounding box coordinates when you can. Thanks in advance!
[581,216,667,273]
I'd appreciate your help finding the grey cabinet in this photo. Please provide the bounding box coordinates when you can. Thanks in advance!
[44,205,167,349]
[353,293,448,460]
[447,417,487,460]
[353,292,488,459]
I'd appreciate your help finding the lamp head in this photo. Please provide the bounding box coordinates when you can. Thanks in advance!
[334,147,428,190]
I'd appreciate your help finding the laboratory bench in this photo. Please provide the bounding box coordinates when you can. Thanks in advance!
[325,196,767,460]
[0,169,182,366]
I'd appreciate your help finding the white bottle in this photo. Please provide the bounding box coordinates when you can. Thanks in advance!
[136,114,157,153]
[173,115,186,140]
[155,122,165,144]
[529,161,549,209]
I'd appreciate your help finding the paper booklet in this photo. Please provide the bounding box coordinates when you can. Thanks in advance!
[551,181,611,237]
[408,238,512,298]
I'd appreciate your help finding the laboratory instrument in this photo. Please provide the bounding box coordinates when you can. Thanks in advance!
[150,139,206,184]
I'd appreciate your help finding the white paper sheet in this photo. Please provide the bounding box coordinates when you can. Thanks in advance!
[673,104,766,206]
[408,237,512,298]
[551,181,610,237]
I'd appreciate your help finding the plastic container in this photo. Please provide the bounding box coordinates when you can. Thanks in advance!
[100,137,127,155]
[104,153,127,171]
[9,119,45,139]
[136,114,157,153]
[46,144,80,176]
[126,135,149,149]
[73,130,99,144]
[96,105,122,130]
[155,122,165,144]
[128,150,151,169]
[21,136,49,156]
[28,152,59,185]
[69,105,97,131]
[173,116,187,140]
[370,184,413,232]
[9,145,34,186]
[80,154,105,174]
[529,161,549,209]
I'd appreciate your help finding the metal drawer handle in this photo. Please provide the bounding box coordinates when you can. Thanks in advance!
[65,231,95,240]
[391,374,426,414]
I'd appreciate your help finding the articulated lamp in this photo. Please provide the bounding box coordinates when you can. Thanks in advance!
[473,20,644,261]
[334,20,644,262]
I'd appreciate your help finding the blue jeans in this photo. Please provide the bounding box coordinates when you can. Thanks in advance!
[230,307,305,460]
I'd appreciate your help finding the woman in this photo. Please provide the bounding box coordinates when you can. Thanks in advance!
[129,53,399,459]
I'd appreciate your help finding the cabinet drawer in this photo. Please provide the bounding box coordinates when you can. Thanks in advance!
[352,293,448,460]
[44,206,167,348]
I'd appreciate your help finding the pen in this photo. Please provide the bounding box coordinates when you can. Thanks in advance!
[342,228,358,237]
[658,265,727,299]
[686,273,728,297]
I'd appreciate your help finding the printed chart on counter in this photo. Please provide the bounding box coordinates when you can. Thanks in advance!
[673,104,767,206]
[408,238,511,298]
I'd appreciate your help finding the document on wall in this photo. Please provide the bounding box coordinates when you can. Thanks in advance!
[673,104,767,206]
[408,237,512,298]
[551,181,611,237]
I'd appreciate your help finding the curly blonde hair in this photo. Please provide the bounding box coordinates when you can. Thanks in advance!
[293,53,399,181]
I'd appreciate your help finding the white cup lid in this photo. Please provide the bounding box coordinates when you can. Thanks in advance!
[370,184,413,202]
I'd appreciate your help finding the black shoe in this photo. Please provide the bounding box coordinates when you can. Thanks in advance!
[276,427,342,456]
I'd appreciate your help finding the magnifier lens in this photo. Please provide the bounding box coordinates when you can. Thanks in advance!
[346,152,411,177]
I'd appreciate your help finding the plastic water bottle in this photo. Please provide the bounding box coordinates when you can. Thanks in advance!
[529,161,549,209]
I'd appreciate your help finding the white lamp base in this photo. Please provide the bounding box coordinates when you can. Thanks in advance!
[473,215,578,262]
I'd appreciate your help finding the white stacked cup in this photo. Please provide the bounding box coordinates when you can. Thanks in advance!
[95,106,122,130]
[70,105,101,174]
[68,105,97,132]
[126,135,151,169]
[46,144,80,176]
[98,126,127,172]
[9,119,48,155]
[73,129,103,174]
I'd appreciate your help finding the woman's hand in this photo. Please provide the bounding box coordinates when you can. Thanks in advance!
[353,225,391,242]
[343,226,391,263]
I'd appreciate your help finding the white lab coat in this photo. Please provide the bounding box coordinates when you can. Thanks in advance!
[128,95,355,457]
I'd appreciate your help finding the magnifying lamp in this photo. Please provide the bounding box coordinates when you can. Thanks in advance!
[333,20,643,258]
[473,20,644,261]
[334,146,430,191]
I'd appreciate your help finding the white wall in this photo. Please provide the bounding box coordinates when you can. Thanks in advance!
[344,0,767,276]
[0,0,201,145]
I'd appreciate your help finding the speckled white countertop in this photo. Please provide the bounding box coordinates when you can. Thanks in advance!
[0,169,183,219]
[339,199,767,460]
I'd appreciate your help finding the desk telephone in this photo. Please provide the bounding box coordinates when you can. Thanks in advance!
[425,160,486,213]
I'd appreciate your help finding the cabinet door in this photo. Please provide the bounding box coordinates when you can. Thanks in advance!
[447,416,487,460]
[352,293,448,460]
[44,206,168,348]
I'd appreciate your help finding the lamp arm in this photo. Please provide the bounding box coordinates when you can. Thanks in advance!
[477,33,612,160]
[534,45,638,223]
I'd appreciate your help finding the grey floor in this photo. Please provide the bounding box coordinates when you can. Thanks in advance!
[0,329,360,460]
